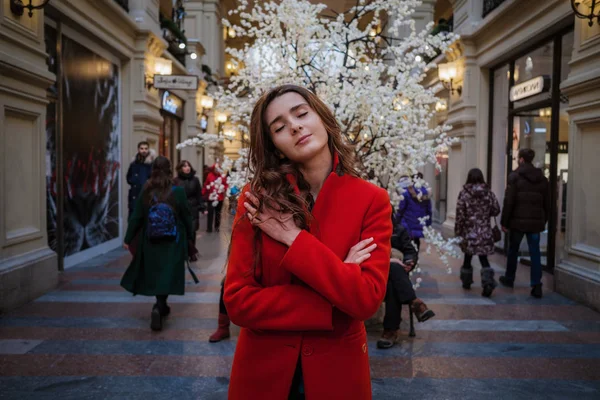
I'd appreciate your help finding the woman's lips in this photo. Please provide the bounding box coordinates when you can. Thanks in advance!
[296,134,312,146]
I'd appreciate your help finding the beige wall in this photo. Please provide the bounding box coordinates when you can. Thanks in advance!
[0,0,57,310]
[0,0,210,310]
[438,0,600,309]
[556,13,600,310]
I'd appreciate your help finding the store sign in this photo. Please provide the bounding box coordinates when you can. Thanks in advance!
[161,91,184,118]
[154,75,198,90]
[510,76,547,102]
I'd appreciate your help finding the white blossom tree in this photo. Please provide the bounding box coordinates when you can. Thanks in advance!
[179,0,462,272]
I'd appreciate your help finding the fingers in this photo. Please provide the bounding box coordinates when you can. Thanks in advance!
[354,253,371,264]
[356,243,377,256]
[245,192,260,207]
[351,237,374,251]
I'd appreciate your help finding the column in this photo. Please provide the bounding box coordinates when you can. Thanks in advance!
[440,0,488,236]
[555,17,600,310]
[0,4,57,311]
[185,0,224,77]
[129,0,165,156]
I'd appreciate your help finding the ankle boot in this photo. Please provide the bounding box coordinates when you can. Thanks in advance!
[410,298,435,323]
[460,267,474,290]
[376,329,399,349]
[481,267,497,298]
[209,313,231,343]
[150,305,162,331]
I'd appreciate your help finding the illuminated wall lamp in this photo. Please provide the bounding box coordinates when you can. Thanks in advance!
[215,112,228,123]
[438,61,462,96]
[435,99,448,112]
[200,95,214,109]
[10,0,50,18]
[154,57,172,76]
[571,0,600,26]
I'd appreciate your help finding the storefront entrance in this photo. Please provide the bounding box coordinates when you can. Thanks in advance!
[489,28,573,272]
[159,91,184,164]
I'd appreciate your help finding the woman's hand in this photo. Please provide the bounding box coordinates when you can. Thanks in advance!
[244,192,301,247]
[123,243,129,251]
[344,237,377,264]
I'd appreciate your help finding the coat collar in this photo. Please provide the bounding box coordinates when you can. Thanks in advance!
[285,152,341,195]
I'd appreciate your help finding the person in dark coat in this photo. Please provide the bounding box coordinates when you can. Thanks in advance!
[397,173,432,251]
[500,148,550,298]
[174,160,204,233]
[126,141,155,217]
[455,168,501,297]
[121,156,194,331]
[378,214,435,349]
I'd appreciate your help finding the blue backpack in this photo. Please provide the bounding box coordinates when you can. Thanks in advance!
[147,188,178,241]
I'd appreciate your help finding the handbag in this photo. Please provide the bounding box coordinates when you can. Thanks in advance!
[492,218,502,243]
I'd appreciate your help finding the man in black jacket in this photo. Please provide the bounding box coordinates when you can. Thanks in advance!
[378,216,435,349]
[126,141,154,217]
[500,148,550,298]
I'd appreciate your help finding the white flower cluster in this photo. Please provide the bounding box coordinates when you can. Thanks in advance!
[178,0,463,269]
[224,148,252,198]
[175,133,223,150]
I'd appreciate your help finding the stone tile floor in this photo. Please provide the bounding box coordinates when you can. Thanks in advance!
[1,214,600,399]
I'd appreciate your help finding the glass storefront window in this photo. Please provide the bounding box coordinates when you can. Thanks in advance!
[512,42,553,109]
[512,107,552,264]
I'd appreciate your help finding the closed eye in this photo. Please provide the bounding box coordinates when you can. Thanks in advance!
[298,112,308,118]
[274,125,285,133]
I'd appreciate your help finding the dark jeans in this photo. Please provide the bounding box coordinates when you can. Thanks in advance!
[463,254,491,269]
[383,262,417,331]
[207,201,223,232]
[413,237,421,251]
[506,230,542,286]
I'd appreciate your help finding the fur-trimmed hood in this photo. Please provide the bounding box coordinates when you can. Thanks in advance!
[131,148,157,164]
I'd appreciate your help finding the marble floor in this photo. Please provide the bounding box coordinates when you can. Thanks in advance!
[1,214,600,399]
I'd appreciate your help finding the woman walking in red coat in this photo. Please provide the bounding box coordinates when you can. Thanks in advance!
[223,85,392,400]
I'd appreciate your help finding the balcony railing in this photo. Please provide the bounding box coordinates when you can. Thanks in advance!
[160,13,187,66]
[482,0,507,18]
[113,0,129,12]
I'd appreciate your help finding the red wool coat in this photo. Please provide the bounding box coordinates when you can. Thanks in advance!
[223,160,392,400]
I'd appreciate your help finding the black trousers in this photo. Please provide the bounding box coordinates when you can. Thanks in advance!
[207,201,224,232]
[413,237,421,251]
[463,254,491,268]
[383,262,417,331]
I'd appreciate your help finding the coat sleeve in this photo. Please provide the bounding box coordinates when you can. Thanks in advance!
[124,190,145,244]
[126,163,134,185]
[223,189,334,331]
[490,191,501,217]
[391,227,418,263]
[279,187,392,321]
[543,177,551,224]
[426,197,433,226]
[455,190,466,237]
[501,173,518,228]
[194,177,203,209]
[176,188,194,239]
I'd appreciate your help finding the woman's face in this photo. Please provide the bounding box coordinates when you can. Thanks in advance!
[182,163,191,174]
[264,92,329,164]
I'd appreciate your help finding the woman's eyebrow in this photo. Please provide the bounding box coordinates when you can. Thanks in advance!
[268,103,309,128]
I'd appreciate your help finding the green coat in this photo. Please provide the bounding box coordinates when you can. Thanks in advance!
[121,186,193,296]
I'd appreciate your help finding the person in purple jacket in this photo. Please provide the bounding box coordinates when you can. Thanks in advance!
[396,173,432,251]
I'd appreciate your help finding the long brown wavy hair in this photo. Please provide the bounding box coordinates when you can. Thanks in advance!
[143,156,174,206]
[241,84,358,277]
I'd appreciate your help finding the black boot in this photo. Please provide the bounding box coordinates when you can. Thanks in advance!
[156,295,171,317]
[499,276,514,288]
[481,267,497,298]
[531,283,543,298]
[460,267,474,290]
[150,305,162,331]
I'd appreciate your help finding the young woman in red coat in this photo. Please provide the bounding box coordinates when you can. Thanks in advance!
[223,84,393,400]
